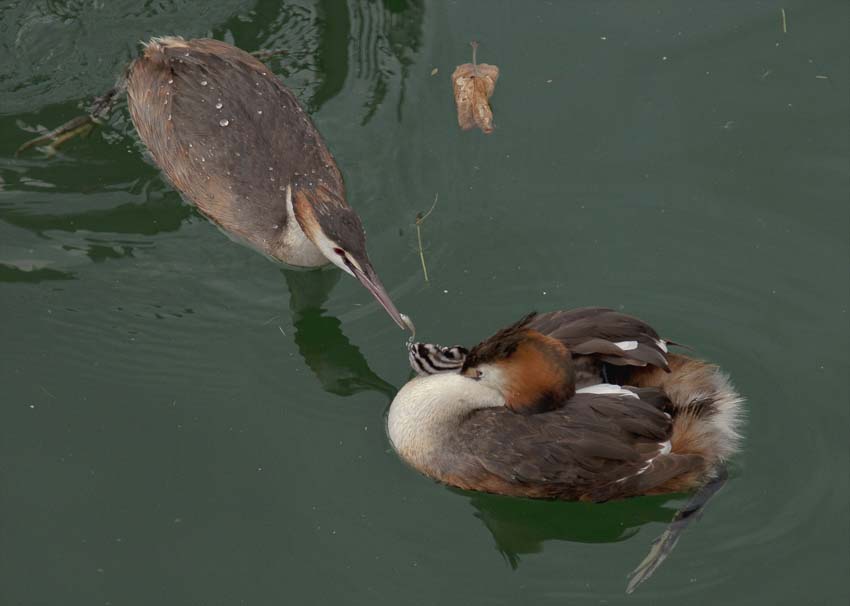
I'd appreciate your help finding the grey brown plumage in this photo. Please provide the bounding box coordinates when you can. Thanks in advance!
[126,36,346,264]
[440,389,704,501]
[393,307,743,501]
[390,309,744,594]
[124,37,409,330]
[527,308,670,371]
[617,353,744,471]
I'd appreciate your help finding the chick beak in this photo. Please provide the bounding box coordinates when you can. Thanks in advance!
[350,262,410,332]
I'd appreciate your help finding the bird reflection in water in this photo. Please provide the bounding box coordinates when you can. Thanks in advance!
[456,468,727,591]
[282,267,395,400]
[462,489,679,569]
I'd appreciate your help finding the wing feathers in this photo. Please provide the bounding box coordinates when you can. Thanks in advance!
[528,308,671,371]
[448,388,694,500]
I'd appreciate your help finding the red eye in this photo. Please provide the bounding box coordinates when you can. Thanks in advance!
[333,248,344,256]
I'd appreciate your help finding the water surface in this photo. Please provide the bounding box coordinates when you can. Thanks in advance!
[1,1,848,604]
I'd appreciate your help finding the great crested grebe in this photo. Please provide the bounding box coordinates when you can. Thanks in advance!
[391,308,743,501]
[20,36,410,331]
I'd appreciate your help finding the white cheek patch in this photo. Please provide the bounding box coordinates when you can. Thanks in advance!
[478,364,509,393]
[307,223,344,269]
[576,384,639,399]
[613,340,638,351]
[288,185,354,277]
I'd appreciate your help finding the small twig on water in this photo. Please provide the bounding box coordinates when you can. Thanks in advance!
[415,194,439,283]
[781,8,788,34]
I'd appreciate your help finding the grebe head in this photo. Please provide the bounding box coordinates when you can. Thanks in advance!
[289,186,409,331]
[408,342,469,376]
[460,314,575,413]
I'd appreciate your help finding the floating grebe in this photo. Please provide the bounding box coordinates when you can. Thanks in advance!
[21,36,410,331]
[391,308,743,501]
[127,37,410,330]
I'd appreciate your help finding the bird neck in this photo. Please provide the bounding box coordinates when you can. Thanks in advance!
[289,187,327,254]
[269,184,326,267]
[388,374,504,465]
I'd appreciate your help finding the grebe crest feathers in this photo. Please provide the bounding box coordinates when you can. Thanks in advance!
[461,319,576,414]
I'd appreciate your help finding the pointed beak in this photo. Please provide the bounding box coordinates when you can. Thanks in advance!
[351,264,411,332]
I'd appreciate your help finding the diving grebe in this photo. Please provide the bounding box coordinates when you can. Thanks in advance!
[390,308,743,501]
[20,36,410,331]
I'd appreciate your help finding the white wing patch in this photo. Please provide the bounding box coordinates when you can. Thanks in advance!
[576,384,639,399]
[616,440,673,482]
[656,339,668,353]
[613,340,638,351]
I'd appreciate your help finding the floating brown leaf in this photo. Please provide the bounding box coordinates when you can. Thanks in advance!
[452,41,499,134]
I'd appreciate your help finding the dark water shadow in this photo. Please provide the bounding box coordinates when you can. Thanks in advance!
[311,0,351,109]
[459,489,680,568]
[0,197,190,237]
[0,194,190,265]
[243,0,424,121]
[283,268,396,399]
[352,0,424,124]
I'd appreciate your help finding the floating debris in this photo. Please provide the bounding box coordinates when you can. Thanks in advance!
[452,41,500,134]
[415,194,439,282]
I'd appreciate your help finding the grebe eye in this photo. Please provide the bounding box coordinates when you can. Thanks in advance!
[333,247,355,270]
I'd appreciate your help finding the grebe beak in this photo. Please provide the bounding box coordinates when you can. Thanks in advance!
[295,193,411,332]
[350,262,410,332]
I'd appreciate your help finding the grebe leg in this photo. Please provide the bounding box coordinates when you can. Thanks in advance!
[15,49,282,156]
[626,466,729,594]
[16,74,127,157]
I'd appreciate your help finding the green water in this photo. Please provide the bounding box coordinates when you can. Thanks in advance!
[2,1,848,604]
